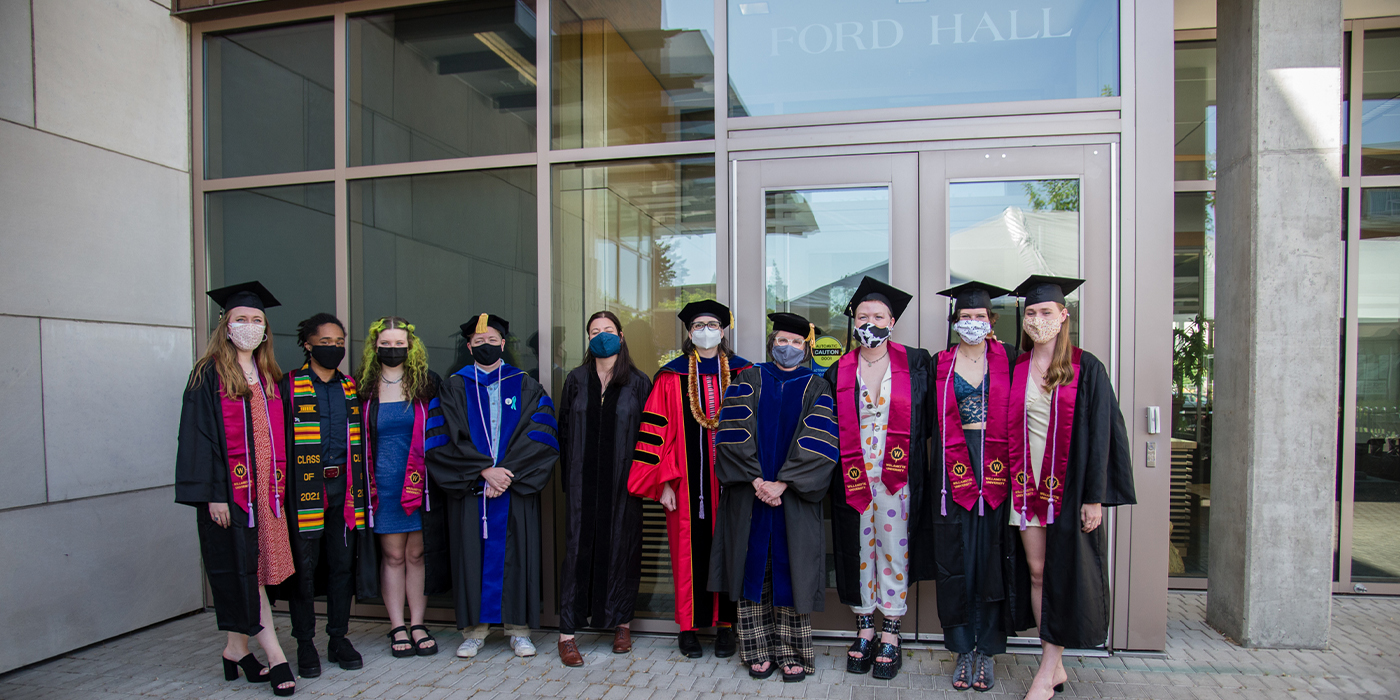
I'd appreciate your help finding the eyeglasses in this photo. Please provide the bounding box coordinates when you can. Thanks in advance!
[690,321,722,331]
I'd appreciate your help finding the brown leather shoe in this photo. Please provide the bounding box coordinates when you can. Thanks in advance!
[612,626,633,654]
[558,638,584,667]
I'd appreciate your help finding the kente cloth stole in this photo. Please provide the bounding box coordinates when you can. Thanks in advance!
[289,366,365,534]
[835,342,912,514]
[1007,347,1082,527]
[219,375,287,526]
[935,342,1011,515]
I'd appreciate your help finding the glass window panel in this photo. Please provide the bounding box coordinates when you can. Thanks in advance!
[728,0,1118,118]
[947,179,1081,343]
[552,156,716,618]
[205,184,336,372]
[765,186,890,358]
[348,1,538,167]
[1170,191,1215,579]
[205,22,333,179]
[1174,41,1216,181]
[1362,30,1400,175]
[1352,188,1400,583]
[349,168,538,381]
[552,0,715,148]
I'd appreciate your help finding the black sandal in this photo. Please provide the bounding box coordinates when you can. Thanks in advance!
[268,662,296,697]
[951,652,974,690]
[748,660,776,679]
[387,626,414,658]
[781,664,807,683]
[846,613,875,674]
[221,653,268,683]
[971,652,995,692]
[871,617,902,680]
[410,625,438,656]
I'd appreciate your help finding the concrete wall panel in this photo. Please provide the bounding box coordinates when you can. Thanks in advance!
[32,0,189,171]
[0,487,202,673]
[42,320,192,502]
[0,315,45,510]
[0,0,34,126]
[0,120,193,327]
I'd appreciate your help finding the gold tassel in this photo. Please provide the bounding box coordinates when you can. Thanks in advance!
[806,323,816,345]
[475,313,488,335]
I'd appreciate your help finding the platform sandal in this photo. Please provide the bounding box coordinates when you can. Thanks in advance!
[387,626,414,658]
[222,653,269,683]
[748,659,776,679]
[846,613,875,674]
[410,625,438,656]
[871,617,902,680]
[268,662,296,697]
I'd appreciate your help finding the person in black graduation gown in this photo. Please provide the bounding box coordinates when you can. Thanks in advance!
[175,281,298,696]
[711,313,838,683]
[426,313,559,660]
[1006,276,1136,700]
[555,310,653,667]
[824,277,935,681]
[929,282,1019,692]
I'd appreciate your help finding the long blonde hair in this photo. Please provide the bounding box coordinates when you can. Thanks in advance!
[1020,303,1075,391]
[191,312,283,399]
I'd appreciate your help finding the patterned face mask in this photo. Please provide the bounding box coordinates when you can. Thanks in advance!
[1024,315,1064,344]
[953,319,992,345]
[854,323,891,348]
[227,322,265,351]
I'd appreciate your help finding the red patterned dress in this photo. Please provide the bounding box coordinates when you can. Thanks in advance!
[251,378,295,586]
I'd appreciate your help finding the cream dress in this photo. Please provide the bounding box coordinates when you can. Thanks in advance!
[1010,378,1052,528]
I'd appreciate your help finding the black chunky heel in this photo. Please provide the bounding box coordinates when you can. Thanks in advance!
[222,653,268,683]
[871,617,902,680]
[268,662,296,696]
[846,613,875,674]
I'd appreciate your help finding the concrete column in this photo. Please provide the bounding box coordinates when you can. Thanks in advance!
[1209,0,1343,649]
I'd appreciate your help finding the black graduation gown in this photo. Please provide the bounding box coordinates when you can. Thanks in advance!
[1008,349,1137,649]
[710,364,838,615]
[175,365,264,636]
[426,365,559,629]
[557,364,652,633]
[929,341,1021,642]
[823,344,938,608]
[356,371,453,601]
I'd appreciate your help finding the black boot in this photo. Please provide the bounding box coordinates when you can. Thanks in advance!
[677,630,703,659]
[295,642,320,679]
[327,636,363,671]
[713,626,736,658]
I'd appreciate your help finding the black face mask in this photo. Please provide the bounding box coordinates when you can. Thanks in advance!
[471,342,503,366]
[310,344,346,369]
[377,347,408,368]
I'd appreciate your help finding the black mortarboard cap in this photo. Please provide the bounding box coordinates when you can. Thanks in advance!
[843,276,912,321]
[678,299,733,328]
[1014,275,1085,307]
[937,281,1014,316]
[207,281,280,312]
[460,313,509,338]
[768,312,816,343]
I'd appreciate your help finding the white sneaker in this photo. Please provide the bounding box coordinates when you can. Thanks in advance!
[511,636,536,657]
[456,638,484,658]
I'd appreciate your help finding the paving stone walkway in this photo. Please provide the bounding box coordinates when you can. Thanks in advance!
[2,592,1397,699]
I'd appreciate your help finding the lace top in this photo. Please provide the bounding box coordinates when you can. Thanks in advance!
[953,372,987,425]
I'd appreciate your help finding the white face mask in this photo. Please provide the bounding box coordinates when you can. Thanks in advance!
[228,322,266,351]
[1024,315,1064,344]
[954,319,992,345]
[690,327,723,350]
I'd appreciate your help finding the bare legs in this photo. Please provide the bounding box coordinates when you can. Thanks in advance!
[380,531,432,650]
[1019,527,1066,700]
[223,586,293,691]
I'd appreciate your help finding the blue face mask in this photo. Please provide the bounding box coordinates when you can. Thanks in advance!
[588,331,622,358]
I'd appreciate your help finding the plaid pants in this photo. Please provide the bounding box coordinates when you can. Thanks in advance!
[736,560,814,673]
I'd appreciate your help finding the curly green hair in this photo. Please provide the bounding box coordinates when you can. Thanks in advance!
[358,316,433,402]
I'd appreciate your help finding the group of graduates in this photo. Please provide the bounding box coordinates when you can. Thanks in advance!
[176,272,1134,700]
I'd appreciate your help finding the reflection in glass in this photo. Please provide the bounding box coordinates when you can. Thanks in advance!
[349,168,538,381]
[552,0,715,148]
[1170,192,1215,579]
[728,0,1118,118]
[765,187,889,354]
[348,1,537,166]
[552,156,716,617]
[947,179,1080,343]
[1174,41,1216,181]
[205,23,333,179]
[1352,189,1400,582]
[1363,30,1400,175]
[206,184,336,372]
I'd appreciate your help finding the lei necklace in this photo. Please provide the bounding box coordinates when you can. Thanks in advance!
[688,352,730,430]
